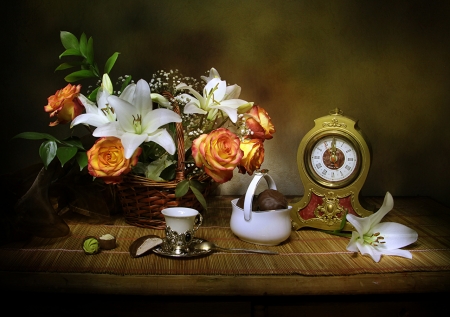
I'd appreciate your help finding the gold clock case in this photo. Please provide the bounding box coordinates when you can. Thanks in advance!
[290,109,374,231]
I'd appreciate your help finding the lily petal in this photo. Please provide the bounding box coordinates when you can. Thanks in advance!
[93,122,124,139]
[184,103,207,115]
[368,191,394,229]
[370,222,418,249]
[71,113,109,128]
[378,248,413,260]
[346,231,361,252]
[346,214,372,238]
[121,132,148,159]
[119,83,136,104]
[225,84,241,99]
[142,108,182,134]
[107,96,137,132]
[146,128,177,155]
[134,79,152,114]
[356,239,382,262]
[204,78,226,101]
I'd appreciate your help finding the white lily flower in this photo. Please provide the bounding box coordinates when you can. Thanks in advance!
[93,79,182,159]
[70,73,118,129]
[70,89,116,128]
[346,192,418,263]
[176,77,253,123]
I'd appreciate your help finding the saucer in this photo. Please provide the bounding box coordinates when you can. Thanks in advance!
[153,238,212,258]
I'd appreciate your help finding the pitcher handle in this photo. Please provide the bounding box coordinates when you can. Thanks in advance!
[244,170,277,221]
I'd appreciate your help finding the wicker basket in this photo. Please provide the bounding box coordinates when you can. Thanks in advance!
[115,93,214,229]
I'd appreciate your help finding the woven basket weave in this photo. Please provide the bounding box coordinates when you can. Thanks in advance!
[116,92,214,229]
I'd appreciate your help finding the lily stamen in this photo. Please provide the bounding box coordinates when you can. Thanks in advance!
[101,104,115,116]
[132,114,142,133]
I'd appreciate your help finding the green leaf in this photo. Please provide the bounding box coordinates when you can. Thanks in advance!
[79,33,88,58]
[13,132,60,143]
[190,179,206,191]
[56,146,78,167]
[39,140,57,169]
[59,48,82,59]
[64,69,96,82]
[86,37,94,64]
[160,164,176,180]
[189,185,207,211]
[60,31,79,50]
[104,52,120,74]
[61,137,85,150]
[175,180,190,198]
[335,209,348,232]
[55,62,81,72]
[90,63,100,78]
[87,87,100,102]
[76,151,88,171]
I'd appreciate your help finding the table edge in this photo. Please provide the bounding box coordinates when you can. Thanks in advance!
[2,271,449,296]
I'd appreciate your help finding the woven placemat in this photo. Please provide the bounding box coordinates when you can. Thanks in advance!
[1,196,449,276]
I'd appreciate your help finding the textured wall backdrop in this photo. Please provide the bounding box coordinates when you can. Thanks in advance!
[2,0,449,206]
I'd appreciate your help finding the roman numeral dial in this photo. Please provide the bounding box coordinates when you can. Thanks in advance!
[310,135,359,183]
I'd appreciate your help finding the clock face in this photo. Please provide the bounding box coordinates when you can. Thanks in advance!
[306,133,361,188]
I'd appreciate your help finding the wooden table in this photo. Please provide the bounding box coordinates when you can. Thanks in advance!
[1,196,449,316]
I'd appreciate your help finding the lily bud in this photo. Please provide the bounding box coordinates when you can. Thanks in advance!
[102,73,114,95]
[151,93,171,108]
[201,67,221,83]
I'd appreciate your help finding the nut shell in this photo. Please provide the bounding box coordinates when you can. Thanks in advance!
[236,194,259,210]
[257,189,288,211]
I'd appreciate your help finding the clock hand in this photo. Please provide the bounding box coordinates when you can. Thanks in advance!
[330,138,337,164]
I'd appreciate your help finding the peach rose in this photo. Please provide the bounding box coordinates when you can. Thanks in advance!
[238,138,265,175]
[87,137,142,184]
[245,105,275,140]
[44,83,84,126]
[192,128,243,183]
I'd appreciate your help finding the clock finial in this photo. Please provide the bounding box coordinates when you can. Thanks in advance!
[330,108,343,116]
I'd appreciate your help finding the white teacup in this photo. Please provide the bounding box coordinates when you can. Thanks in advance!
[161,207,203,254]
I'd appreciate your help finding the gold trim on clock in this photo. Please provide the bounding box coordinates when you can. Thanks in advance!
[304,130,362,189]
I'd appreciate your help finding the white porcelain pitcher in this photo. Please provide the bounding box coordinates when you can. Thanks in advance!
[230,172,292,246]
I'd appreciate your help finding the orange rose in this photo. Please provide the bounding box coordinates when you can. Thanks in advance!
[245,105,275,140]
[44,83,84,126]
[192,128,243,183]
[238,138,265,175]
[87,137,142,184]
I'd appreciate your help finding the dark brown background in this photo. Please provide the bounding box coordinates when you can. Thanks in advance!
[2,0,449,206]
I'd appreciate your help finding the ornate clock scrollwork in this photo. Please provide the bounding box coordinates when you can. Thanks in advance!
[314,192,348,226]
[322,117,347,129]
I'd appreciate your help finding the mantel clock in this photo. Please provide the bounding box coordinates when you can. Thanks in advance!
[290,108,374,231]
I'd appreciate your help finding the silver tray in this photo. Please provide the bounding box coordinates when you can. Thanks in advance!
[153,238,212,258]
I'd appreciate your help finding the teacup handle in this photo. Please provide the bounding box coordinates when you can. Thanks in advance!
[193,213,203,232]
[244,171,277,221]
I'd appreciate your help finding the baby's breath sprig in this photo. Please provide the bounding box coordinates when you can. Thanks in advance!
[235,114,254,140]
[149,69,202,96]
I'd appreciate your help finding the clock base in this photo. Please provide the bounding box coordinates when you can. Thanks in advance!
[290,189,373,231]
